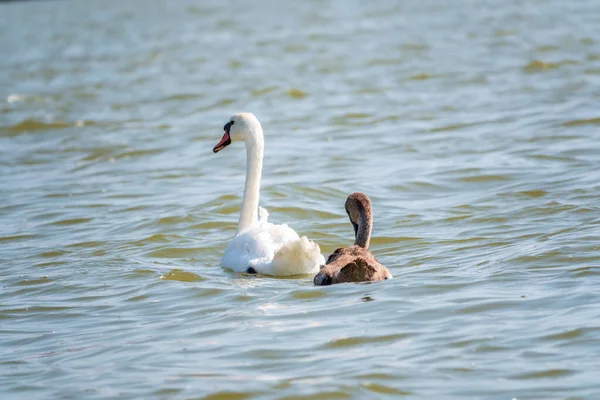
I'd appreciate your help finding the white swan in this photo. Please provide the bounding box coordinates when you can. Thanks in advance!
[213,112,325,276]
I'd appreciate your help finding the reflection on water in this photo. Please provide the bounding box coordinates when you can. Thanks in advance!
[1,0,600,398]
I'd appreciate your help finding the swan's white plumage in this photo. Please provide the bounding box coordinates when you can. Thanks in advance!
[220,210,325,275]
[214,113,325,276]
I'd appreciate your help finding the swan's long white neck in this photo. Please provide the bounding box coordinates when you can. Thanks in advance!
[237,126,264,233]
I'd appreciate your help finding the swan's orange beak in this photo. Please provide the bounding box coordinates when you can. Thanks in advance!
[213,131,231,153]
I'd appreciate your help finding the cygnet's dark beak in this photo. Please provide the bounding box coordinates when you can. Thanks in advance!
[351,221,359,239]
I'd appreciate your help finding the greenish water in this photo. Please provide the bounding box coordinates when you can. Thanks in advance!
[1,0,600,399]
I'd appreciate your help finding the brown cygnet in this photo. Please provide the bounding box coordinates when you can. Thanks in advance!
[314,192,392,285]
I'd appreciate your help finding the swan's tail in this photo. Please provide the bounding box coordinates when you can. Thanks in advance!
[270,236,325,276]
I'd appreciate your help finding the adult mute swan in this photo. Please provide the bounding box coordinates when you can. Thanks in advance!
[314,192,392,285]
[213,112,325,276]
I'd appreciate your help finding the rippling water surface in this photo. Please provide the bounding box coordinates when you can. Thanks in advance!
[2,0,600,398]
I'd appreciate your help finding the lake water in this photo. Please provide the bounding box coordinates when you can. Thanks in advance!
[2,0,600,398]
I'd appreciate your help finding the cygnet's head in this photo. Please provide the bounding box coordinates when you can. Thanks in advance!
[213,112,261,153]
[344,192,372,239]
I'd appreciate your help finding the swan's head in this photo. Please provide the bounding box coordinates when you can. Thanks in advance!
[213,112,262,153]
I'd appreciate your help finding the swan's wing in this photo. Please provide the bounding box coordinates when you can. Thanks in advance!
[258,206,269,223]
[269,235,325,276]
[221,224,276,272]
[261,223,325,276]
[221,221,324,276]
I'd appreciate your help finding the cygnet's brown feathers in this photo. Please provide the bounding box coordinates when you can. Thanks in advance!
[314,193,392,285]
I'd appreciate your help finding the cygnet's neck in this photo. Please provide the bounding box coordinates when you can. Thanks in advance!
[355,212,372,249]
[237,126,264,233]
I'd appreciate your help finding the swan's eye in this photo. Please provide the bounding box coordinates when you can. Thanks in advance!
[223,121,234,132]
